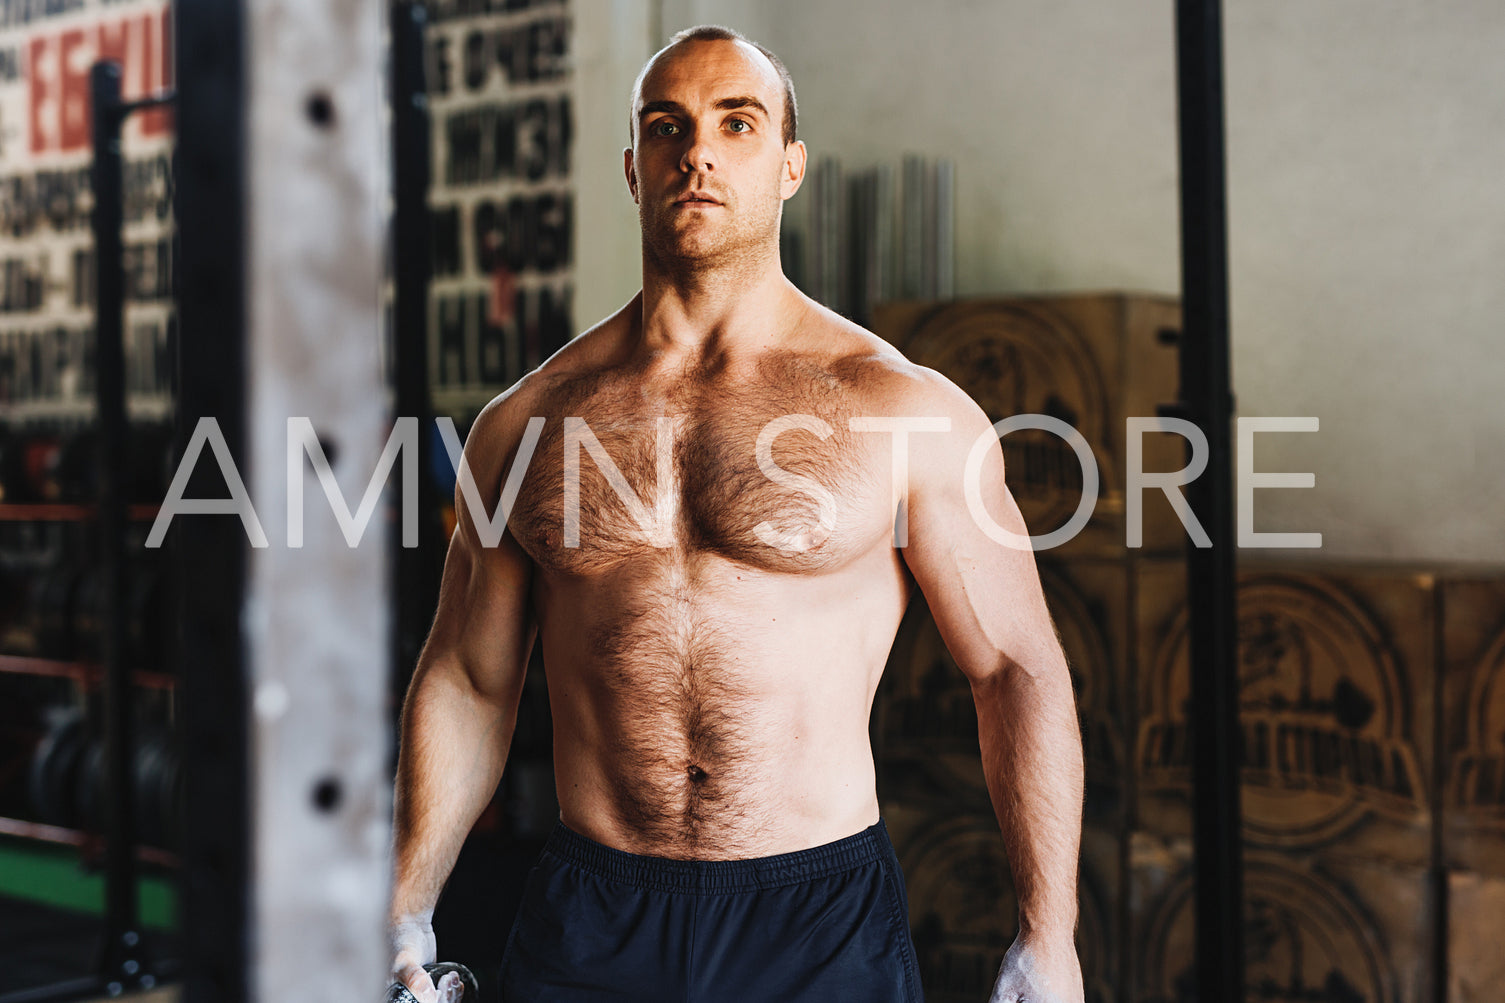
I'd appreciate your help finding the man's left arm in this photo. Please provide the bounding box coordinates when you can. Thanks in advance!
[896,373,1085,1003]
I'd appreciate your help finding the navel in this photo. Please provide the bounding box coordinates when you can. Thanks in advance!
[686,764,709,784]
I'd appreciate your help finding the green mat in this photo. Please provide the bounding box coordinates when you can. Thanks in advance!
[0,837,177,929]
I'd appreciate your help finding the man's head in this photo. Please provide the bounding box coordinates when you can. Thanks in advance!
[629,26,799,149]
[625,26,807,270]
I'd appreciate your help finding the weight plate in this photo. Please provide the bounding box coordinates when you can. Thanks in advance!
[73,738,105,832]
[28,708,83,824]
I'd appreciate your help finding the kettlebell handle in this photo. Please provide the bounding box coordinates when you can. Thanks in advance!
[386,962,480,1002]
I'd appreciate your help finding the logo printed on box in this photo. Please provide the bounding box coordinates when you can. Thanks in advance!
[1450,624,1505,824]
[1138,575,1426,846]
[902,304,1112,535]
[1139,857,1391,1003]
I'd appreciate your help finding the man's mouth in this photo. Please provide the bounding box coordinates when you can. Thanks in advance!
[675,192,723,206]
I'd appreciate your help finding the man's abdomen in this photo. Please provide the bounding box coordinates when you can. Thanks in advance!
[534,552,905,860]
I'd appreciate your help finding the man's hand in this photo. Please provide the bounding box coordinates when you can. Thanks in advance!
[987,933,1084,1003]
[389,913,463,1003]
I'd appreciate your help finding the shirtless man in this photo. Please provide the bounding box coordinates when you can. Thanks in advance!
[390,25,1084,1003]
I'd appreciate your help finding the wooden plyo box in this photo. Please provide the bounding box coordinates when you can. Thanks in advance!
[1437,575,1505,1002]
[1135,560,1437,869]
[881,805,1015,1003]
[1447,871,1505,1001]
[874,542,1475,1000]
[881,803,1120,1003]
[1439,575,1505,876]
[1128,834,1435,1003]
[872,294,1188,558]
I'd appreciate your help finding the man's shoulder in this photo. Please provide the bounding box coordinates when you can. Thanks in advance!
[804,313,998,482]
[808,308,985,427]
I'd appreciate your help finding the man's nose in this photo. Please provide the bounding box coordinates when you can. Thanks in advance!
[679,125,717,174]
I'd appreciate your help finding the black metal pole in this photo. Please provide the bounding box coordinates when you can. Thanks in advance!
[173,0,251,997]
[89,61,145,993]
[390,2,443,707]
[1174,1,1244,1001]
[84,63,177,1000]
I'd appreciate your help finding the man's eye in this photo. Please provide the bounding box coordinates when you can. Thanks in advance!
[653,121,679,136]
[727,119,750,133]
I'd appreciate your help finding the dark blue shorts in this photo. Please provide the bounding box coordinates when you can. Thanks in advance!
[498,818,923,1002]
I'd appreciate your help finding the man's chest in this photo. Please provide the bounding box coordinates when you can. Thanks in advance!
[506,370,897,575]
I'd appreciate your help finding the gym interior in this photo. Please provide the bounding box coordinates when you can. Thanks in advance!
[0,0,1500,1000]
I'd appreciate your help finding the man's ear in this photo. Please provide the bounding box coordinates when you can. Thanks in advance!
[780,140,808,201]
[624,148,638,204]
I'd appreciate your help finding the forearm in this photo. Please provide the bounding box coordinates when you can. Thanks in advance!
[390,658,517,920]
[973,655,1084,941]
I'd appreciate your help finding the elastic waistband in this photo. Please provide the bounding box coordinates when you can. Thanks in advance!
[541,818,894,894]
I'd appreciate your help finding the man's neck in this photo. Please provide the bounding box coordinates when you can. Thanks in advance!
[637,250,804,361]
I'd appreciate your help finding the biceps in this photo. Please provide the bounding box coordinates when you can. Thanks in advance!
[903,483,1059,682]
[427,526,536,705]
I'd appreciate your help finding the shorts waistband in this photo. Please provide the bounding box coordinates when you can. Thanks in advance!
[541,818,894,894]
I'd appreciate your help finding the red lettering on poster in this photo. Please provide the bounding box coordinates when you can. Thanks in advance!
[26,34,56,155]
[26,8,175,156]
[139,10,173,137]
[58,28,88,151]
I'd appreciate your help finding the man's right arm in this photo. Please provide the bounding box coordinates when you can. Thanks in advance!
[389,389,539,999]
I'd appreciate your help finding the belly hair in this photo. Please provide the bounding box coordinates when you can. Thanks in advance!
[587,596,765,844]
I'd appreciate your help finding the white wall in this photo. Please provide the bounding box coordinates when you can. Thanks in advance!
[573,0,1505,563]
[1220,0,1505,564]
[571,0,656,330]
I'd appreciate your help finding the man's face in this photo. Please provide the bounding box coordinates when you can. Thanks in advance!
[626,39,806,267]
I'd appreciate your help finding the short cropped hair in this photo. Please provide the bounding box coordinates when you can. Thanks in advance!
[631,25,799,148]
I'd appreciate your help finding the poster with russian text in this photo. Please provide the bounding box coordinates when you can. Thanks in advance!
[424,0,574,423]
[0,0,173,425]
